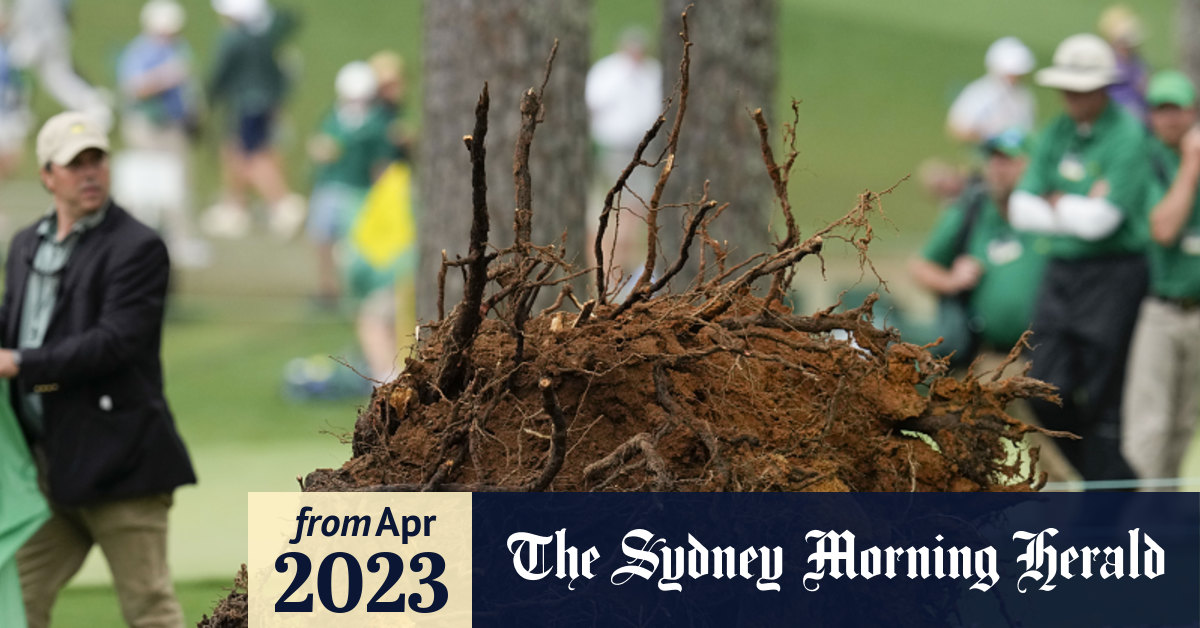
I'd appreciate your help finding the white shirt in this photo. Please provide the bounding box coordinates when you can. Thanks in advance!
[947,74,1035,140]
[585,51,662,150]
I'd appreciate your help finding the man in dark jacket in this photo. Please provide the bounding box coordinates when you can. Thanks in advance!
[0,110,195,628]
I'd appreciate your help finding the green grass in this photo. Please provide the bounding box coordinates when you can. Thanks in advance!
[56,578,232,627]
[779,0,1175,251]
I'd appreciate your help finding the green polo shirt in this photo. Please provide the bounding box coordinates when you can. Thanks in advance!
[18,205,108,435]
[313,105,394,190]
[922,194,1049,349]
[208,9,297,117]
[1144,136,1200,299]
[1016,101,1151,259]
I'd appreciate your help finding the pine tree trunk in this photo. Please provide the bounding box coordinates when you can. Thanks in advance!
[1181,1,1200,90]
[418,0,590,322]
[658,0,778,287]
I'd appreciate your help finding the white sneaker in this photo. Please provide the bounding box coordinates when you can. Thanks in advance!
[200,203,251,239]
[270,193,307,240]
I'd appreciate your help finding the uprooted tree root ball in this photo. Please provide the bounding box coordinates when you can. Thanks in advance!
[303,15,1063,496]
[204,17,1064,625]
[307,292,1060,494]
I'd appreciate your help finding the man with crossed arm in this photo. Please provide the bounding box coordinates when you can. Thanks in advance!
[1008,34,1151,483]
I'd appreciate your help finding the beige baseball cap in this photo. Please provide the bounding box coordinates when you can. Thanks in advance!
[1035,33,1118,92]
[36,111,110,168]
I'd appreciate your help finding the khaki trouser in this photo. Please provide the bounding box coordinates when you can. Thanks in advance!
[17,493,183,628]
[1121,297,1200,484]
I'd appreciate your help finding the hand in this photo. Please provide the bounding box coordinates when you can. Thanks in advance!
[1181,127,1200,166]
[0,350,20,378]
[949,255,983,293]
[306,134,340,163]
[1089,179,1110,198]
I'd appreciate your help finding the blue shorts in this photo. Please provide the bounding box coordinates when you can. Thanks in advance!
[237,110,275,153]
[307,183,366,244]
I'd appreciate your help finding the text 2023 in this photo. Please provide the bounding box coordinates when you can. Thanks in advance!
[274,551,448,613]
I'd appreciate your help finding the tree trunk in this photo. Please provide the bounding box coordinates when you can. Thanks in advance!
[658,0,777,287]
[1181,1,1200,90]
[419,0,590,322]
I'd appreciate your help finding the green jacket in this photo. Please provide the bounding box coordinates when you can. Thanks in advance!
[1016,101,1151,259]
[921,192,1048,348]
[1144,135,1200,299]
[0,379,48,627]
[208,8,298,116]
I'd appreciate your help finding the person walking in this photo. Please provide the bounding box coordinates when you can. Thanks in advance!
[0,111,196,627]
[115,0,209,268]
[585,26,662,282]
[305,60,393,306]
[1008,34,1152,483]
[7,0,111,129]
[1121,70,1200,485]
[203,0,305,239]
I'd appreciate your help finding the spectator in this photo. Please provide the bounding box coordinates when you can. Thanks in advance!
[367,50,418,369]
[306,60,392,306]
[946,36,1036,145]
[114,0,209,268]
[0,111,195,627]
[0,4,31,181]
[368,49,413,163]
[203,0,305,240]
[909,129,1078,483]
[1121,70,1200,485]
[909,128,1046,364]
[1008,34,1151,483]
[1099,4,1149,123]
[7,0,111,129]
[586,26,662,282]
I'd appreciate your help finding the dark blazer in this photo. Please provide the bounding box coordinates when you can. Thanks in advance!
[0,202,196,507]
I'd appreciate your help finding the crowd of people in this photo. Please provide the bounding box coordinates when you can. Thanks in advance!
[909,5,1200,489]
[0,0,417,624]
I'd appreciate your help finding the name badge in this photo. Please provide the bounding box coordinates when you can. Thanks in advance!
[987,238,1023,266]
[1058,153,1086,182]
[1181,231,1200,256]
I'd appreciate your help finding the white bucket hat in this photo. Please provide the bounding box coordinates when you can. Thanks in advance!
[985,37,1034,77]
[1035,33,1117,92]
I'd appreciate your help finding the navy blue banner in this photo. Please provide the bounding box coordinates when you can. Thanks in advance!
[473,493,1199,627]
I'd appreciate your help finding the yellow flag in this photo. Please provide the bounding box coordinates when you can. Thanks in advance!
[350,162,416,269]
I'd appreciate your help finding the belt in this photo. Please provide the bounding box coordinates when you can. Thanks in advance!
[1154,295,1200,311]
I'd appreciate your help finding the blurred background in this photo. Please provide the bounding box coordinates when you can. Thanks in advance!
[0,0,1182,623]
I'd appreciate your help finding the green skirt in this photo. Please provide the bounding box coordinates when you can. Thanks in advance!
[0,379,49,627]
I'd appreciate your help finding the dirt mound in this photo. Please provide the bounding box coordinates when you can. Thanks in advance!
[197,565,247,628]
[305,286,1054,494]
